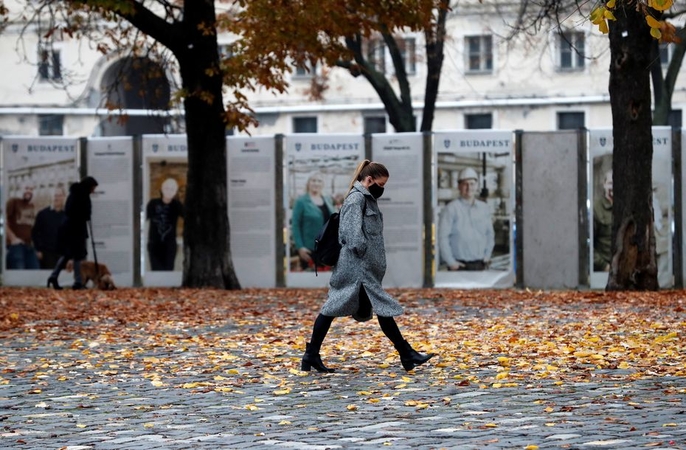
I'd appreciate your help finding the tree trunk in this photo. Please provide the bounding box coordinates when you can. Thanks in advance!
[420,0,448,133]
[606,6,658,291]
[652,28,686,125]
[176,2,241,289]
[342,35,416,132]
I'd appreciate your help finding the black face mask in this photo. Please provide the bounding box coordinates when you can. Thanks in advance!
[368,183,384,199]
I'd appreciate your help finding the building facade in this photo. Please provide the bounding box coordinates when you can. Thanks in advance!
[0,2,683,137]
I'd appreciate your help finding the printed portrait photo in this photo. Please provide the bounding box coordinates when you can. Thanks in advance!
[591,154,613,273]
[592,153,672,286]
[436,151,512,273]
[4,161,77,271]
[145,160,187,272]
[287,154,358,273]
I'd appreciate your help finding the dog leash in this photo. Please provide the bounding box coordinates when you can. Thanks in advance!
[88,220,100,279]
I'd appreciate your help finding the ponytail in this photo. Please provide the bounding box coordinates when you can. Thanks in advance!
[347,160,371,195]
[346,159,390,197]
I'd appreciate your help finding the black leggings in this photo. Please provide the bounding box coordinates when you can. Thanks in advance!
[309,285,405,353]
[308,314,404,354]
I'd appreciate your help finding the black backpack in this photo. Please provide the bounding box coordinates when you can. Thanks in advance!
[312,198,366,275]
[312,212,341,275]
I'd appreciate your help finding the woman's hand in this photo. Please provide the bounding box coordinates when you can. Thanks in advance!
[448,262,465,271]
[298,247,312,262]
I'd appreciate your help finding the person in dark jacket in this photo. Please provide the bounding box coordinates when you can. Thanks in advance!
[301,160,436,373]
[32,184,67,269]
[47,176,98,290]
[146,177,184,271]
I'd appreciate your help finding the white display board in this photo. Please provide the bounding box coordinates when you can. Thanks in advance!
[141,134,187,287]
[1,136,79,286]
[682,128,686,286]
[371,133,424,288]
[227,136,277,288]
[433,130,515,288]
[284,134,364,287]
[86,137,135,287]
[589,127,673,289]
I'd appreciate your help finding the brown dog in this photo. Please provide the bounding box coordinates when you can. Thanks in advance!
[65,260,117,290]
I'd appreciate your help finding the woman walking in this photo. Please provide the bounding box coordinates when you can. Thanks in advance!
[301,160,435,372]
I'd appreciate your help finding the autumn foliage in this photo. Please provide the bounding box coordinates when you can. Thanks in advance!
[591,0,681,42]
[1,288,684,387]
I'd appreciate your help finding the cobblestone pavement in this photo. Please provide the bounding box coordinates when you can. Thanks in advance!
[1,290,685,450]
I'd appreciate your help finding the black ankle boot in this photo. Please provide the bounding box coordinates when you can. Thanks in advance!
[47,277,62,290]
[301,342,335,373]
[396,340,435,371]
[72,282,85,290]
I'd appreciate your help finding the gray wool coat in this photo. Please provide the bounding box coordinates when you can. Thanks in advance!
[320,181,404,321]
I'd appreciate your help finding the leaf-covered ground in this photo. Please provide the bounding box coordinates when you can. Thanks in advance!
[1,287,684,387]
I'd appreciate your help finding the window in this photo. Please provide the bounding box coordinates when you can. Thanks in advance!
[668,109,682,128]
[293,117,317,133]
[399,38,416,75]
[466,35,493,73]
[294,60,317,78]
[465,113,493,129]
[364,116,387,134]
[38,46,62,81]
[39,115,64,135]
[367,39,386,74]
[218,44,234,59]
[558,32,585,70]
[660,43,673,66]
[557,112,585,130]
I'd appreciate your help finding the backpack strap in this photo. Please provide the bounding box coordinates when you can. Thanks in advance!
[359,194,368,239]
[351,190,367,215]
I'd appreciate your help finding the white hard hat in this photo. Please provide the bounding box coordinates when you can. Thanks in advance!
[458,167,478,181]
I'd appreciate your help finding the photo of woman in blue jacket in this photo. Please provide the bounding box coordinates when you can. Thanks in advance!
[291,172,335,271]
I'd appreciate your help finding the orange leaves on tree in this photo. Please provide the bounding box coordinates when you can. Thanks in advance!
[651,17,681,43]
[221,0,446,109]
[646,14,664,39]
[591,2,615,34]
[649,0,674,11]
[591,0,679,42]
